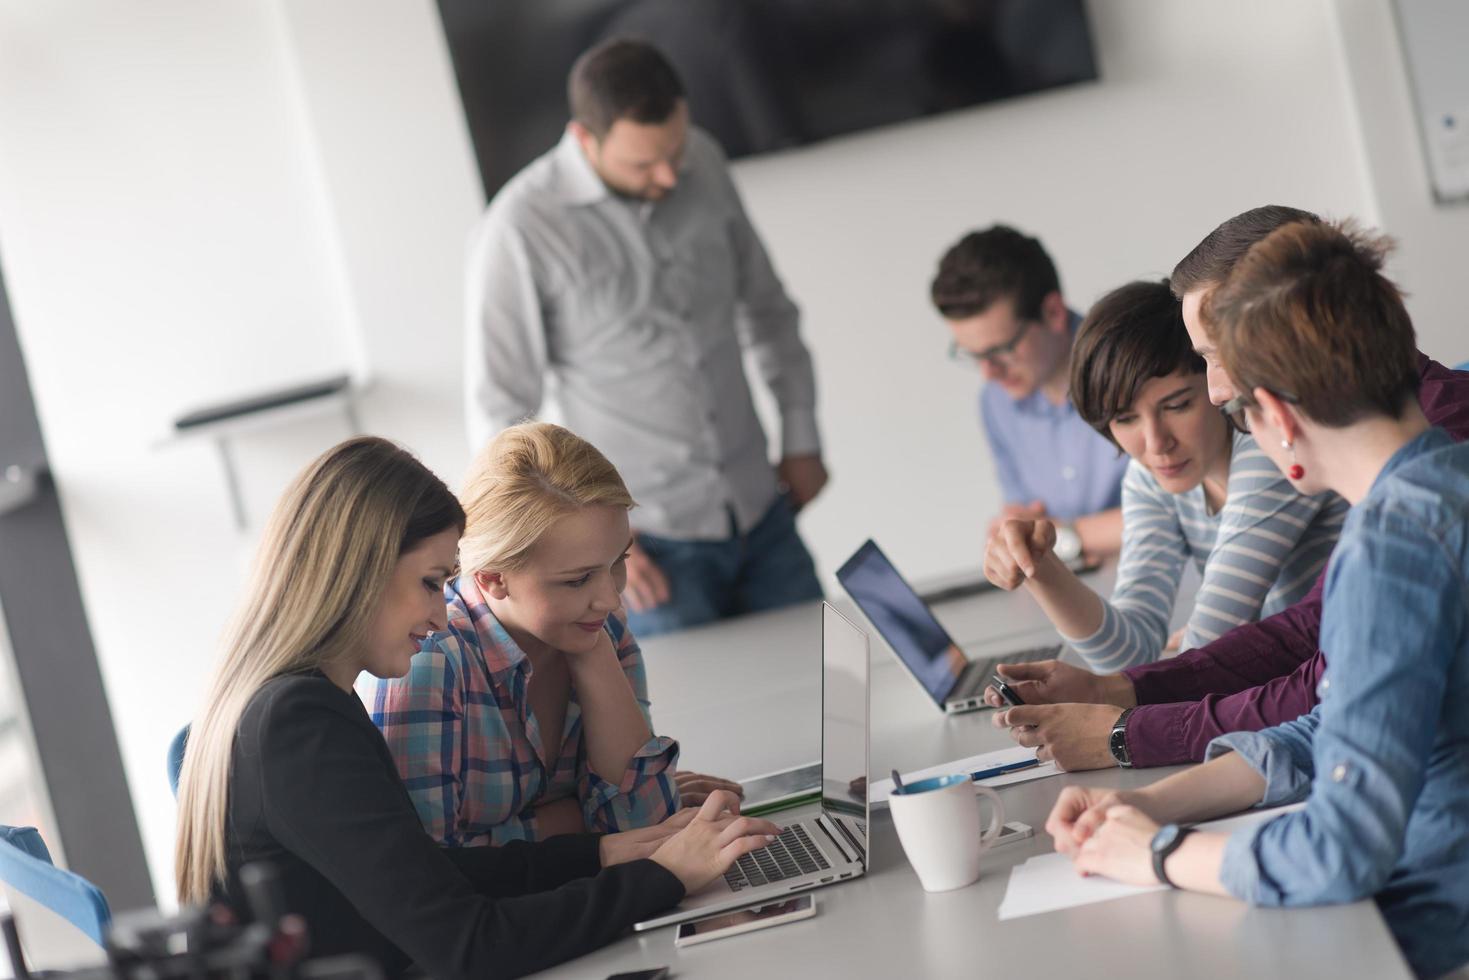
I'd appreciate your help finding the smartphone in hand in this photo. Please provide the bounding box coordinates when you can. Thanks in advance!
[990,673,1025,707]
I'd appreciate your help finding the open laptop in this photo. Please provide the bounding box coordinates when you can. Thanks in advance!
[836,539,1061,715]
[634,602,870,931]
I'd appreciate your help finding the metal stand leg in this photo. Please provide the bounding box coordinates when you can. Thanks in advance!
[214,436,248,530]
[344,392,362,435]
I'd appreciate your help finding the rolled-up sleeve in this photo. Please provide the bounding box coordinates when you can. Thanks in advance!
[1206,708,1321,807]
[577,614,680,832]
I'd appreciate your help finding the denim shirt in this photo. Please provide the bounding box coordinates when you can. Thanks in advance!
[1205,427,1469,979]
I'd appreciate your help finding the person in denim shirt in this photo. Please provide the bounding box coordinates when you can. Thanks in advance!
[1044,220,1469,979]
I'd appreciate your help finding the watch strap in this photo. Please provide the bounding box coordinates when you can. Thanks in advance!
[1152,825,1194,888]
[1109,707,1136,768]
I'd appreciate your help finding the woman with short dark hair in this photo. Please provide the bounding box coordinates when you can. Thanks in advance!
[983,279,1346,676]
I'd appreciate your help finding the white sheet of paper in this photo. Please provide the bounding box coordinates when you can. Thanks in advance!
[869,746,1060,806]
[996,803,1305,921]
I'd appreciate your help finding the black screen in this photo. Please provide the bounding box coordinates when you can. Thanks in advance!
[437,0,1098,198]
[836,539,966,704]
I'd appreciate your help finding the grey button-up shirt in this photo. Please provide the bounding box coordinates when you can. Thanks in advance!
[465,127,820,540]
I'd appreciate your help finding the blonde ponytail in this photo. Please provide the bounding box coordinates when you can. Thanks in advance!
[458,422,634,576]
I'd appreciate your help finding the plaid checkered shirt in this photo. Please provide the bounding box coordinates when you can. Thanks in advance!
[370,575,679,845]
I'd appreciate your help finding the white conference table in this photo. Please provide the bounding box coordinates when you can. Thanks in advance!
[536,578,1412,979]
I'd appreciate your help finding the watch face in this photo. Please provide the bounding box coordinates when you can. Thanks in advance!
[1152,823,1180,854]
[1053,526,1083,563]
[1109,721,1130,766]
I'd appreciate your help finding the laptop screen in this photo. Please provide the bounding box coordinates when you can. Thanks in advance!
[820,603,869,819]
[836,539,965,705]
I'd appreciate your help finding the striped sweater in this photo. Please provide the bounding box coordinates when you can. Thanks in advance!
[1069,431,1347,672]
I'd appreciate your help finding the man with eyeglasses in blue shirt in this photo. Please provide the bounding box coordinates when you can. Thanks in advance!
[931,225,1126,559]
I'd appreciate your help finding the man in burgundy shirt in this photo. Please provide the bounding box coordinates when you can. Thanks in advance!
[986,206,1469,770]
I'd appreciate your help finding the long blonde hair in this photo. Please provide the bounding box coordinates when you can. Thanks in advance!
[174,437,464,903]
[458,422,634,576]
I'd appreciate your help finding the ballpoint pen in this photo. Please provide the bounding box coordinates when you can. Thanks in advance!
[969,758,1041,781]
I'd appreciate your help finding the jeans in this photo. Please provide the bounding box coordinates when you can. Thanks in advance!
[626,496,824,637]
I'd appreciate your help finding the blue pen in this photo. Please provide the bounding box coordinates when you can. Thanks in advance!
[969,758,1041,781]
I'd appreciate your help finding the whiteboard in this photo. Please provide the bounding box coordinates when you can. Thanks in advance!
[1393,0,1469,203]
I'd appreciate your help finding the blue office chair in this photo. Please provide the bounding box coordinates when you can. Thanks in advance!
[167,724,191,797]
[0,825,112,949]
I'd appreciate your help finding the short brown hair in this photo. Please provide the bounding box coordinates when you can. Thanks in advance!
[930,225,1060,321]
[568,38,685,139]
[1070,279,1202,448]
[1170,205,1321,299]
[1211,221,1420,428]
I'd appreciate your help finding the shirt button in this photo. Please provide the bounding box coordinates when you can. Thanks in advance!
[1062,466,1077,481]
[1320,678,1330,692]
[1332,764,1349,783]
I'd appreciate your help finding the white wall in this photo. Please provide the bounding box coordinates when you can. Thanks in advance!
[734,0,1381,584]
[0,2,378,905]
[0,0,1446,904]
[1330,0,1469,361]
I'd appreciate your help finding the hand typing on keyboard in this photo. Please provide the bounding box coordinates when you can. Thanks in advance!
[648,792,783,893]
[724,826,831,891]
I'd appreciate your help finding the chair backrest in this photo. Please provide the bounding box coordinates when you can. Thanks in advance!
[0,825,111,966]
[1455,360,1469,372]
[167,723,191,798]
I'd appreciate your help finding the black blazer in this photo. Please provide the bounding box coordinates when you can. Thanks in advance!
[217,671,683,979]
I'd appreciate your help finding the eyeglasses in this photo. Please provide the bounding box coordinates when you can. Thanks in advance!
[948,319,1034,366]
[1220,390,1300,434]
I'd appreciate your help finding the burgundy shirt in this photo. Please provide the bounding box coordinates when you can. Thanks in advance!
[1120,355,1469,767]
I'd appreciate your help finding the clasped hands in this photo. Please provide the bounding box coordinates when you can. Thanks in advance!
[1046,786,1163,887]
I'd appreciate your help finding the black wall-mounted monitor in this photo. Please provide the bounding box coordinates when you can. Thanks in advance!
[438,0,1099,200]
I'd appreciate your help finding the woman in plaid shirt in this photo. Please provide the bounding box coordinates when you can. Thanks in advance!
[373,422,736,845]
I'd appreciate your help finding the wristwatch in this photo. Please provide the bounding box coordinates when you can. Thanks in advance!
[1108,707,1136,768]
[1151,823,1195,887]
[1053,523,1083,564]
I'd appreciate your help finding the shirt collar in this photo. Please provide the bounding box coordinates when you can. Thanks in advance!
[446,575,528,681]
[550,125,699,208]
[1002,309,1085,418]
[1367,426,1453,496]
[1011,386,1077,419]
[552,129,611,207]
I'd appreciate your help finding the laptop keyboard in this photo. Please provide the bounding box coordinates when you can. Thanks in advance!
[961,643,1063,696]
[723,824,830,892]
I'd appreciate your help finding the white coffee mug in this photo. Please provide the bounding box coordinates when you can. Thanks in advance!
[888,773,1005,892]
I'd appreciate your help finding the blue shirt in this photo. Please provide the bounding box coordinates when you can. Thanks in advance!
[1207,426,1469,979]
[979,315,1129,520]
